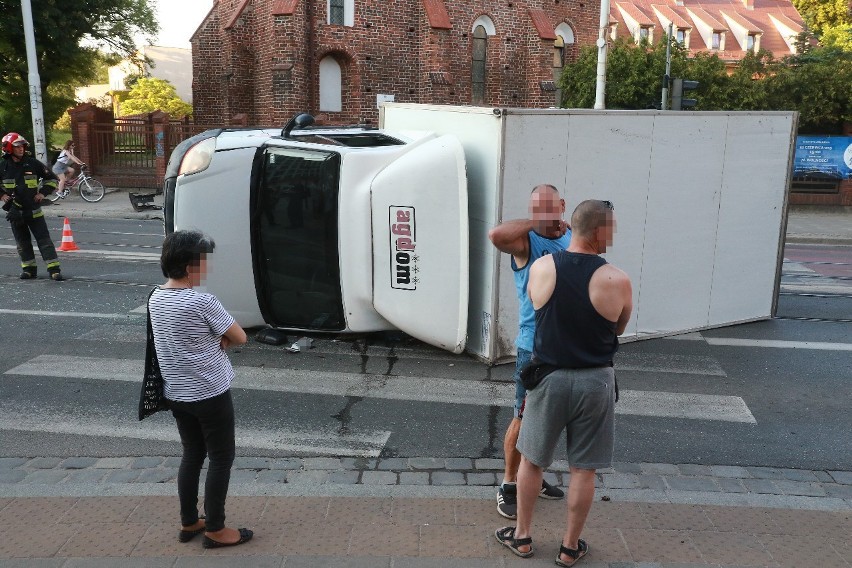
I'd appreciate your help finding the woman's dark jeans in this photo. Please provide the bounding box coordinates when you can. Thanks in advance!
[169,390,235,532]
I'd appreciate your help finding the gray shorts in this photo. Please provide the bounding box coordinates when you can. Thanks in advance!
[516,366,615,470]
[52,162,70,176]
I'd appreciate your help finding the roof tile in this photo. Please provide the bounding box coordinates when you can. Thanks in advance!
[529,9,558,39]
[423,0,452,29]
[272,0,298,16]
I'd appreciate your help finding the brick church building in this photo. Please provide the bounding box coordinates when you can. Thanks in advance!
[190,0,599,126]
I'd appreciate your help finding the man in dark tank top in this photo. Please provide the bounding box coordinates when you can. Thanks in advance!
[495,200,633,566]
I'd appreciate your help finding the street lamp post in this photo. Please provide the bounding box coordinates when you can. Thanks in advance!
[594,0,612,109]
[20,0,48,163]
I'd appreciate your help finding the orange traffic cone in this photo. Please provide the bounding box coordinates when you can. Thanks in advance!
[58,218,80,252]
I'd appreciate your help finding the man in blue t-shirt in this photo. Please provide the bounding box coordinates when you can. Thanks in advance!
[488,184,571,519]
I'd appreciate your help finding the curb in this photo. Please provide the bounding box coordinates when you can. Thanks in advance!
[785,236,852,245]
[3,457,850,511]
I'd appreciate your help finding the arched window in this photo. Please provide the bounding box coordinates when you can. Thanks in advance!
[554,24,576,106]
[319,56,342,112]
[471,25,488,105]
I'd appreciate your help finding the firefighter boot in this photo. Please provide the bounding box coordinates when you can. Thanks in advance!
[20,266,37,280]
[48,268,65,281]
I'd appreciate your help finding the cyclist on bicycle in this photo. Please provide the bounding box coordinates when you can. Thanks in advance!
[52,140,85,198]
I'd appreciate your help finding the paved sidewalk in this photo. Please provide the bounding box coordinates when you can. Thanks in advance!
[0,493,849,566]
[1,457,850,566]
[785,205,852,245]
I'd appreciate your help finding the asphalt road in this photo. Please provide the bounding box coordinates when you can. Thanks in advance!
[0,219,849,471]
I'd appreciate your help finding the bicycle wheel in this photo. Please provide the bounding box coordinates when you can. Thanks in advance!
[79,177,105,202]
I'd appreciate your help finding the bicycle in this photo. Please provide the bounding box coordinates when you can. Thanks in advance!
[46,164,106,203]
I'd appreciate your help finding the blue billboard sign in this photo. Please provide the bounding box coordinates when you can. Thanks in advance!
[793,136,852,180]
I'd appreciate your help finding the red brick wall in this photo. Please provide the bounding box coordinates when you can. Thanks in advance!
[789,181,852,206]
[191,0,599,127]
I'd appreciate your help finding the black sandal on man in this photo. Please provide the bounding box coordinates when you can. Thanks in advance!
[202,527,253,548]
[495,526,534,558]
[555,539,588,567]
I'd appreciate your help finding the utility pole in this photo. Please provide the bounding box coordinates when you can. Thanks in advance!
[20,0,48,163]
[661,23,673,110]
[594,0,612,109]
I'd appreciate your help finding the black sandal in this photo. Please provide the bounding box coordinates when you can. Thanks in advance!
[178,516,205,543]
[495,526,534,558]
[555,539,588,567]
[202,527,254,548]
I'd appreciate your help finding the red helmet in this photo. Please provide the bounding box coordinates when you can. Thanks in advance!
[2,133,29,155]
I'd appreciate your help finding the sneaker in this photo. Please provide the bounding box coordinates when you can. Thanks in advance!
[540,479,565,500]
[60,189,69,198]
[497,483,517,519]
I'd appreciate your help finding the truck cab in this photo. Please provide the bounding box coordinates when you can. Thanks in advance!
[164,123,469,353]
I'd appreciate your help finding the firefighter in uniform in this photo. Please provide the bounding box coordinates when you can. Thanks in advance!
[1,133,64,280]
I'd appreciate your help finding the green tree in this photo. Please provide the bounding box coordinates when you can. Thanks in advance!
[558,38,849,132]
[765,46,852,132]
[119,78,193,117]
[558,37,734,110]
[0,0,156,144]
[791,0,852,50]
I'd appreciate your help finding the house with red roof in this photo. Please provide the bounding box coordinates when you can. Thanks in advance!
[608,0,805,68]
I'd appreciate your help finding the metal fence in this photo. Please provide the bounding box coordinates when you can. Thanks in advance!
[89,119,214,190]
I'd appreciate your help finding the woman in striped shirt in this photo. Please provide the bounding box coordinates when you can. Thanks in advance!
[149,230,252,548]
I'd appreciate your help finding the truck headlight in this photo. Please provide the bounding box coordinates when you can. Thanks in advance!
[179,138,216,176]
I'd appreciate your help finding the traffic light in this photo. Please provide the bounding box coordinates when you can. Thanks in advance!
[671,78,699,110]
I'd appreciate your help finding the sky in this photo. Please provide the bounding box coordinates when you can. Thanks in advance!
[149,0,215,48]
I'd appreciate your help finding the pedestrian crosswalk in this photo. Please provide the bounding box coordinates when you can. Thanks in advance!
[781,259,852,297]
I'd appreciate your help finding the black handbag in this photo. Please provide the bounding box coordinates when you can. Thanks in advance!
[138,288,169,420]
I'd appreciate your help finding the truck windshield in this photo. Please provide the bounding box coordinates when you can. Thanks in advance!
[252,147,344,330]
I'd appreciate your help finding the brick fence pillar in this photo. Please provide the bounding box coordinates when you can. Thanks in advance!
[69,103,113,173]
[151,111,171,187]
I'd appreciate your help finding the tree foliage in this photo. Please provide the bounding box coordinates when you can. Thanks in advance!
[119,78,193,118]
[0,0,157,143]
[791,0,852,50]
[558,38,852,132]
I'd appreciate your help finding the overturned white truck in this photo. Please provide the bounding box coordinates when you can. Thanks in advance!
[165,104,797,364]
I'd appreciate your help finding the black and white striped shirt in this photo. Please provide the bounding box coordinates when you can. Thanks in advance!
[149,287,236,402]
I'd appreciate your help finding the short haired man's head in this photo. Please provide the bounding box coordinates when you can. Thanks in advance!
[160,230,215,279]
[570,199,616,252]
[529,184,565,235]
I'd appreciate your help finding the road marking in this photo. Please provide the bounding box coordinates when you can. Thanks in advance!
[0,244,160,261]
[0,411,390,457]
[619,391,756,423]
[5,355,756,423]
[662,332,706,341]
[780,284,852,295]
[705,338,852,351]
[616,352,725,376]
[129,305,148,314]
[782,261,816,274]
[0,309,138,320]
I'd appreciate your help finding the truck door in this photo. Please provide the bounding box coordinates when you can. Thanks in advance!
[370,135,469,353]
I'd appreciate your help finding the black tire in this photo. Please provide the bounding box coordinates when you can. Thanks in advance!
[79,178,105,202]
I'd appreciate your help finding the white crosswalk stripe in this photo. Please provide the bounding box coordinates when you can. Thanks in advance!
[0,409,390,457]
[5,355,756,423]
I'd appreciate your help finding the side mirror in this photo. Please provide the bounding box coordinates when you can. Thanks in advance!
[281,113,316,138]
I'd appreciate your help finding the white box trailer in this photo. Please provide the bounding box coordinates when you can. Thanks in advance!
[380,104,797,364]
